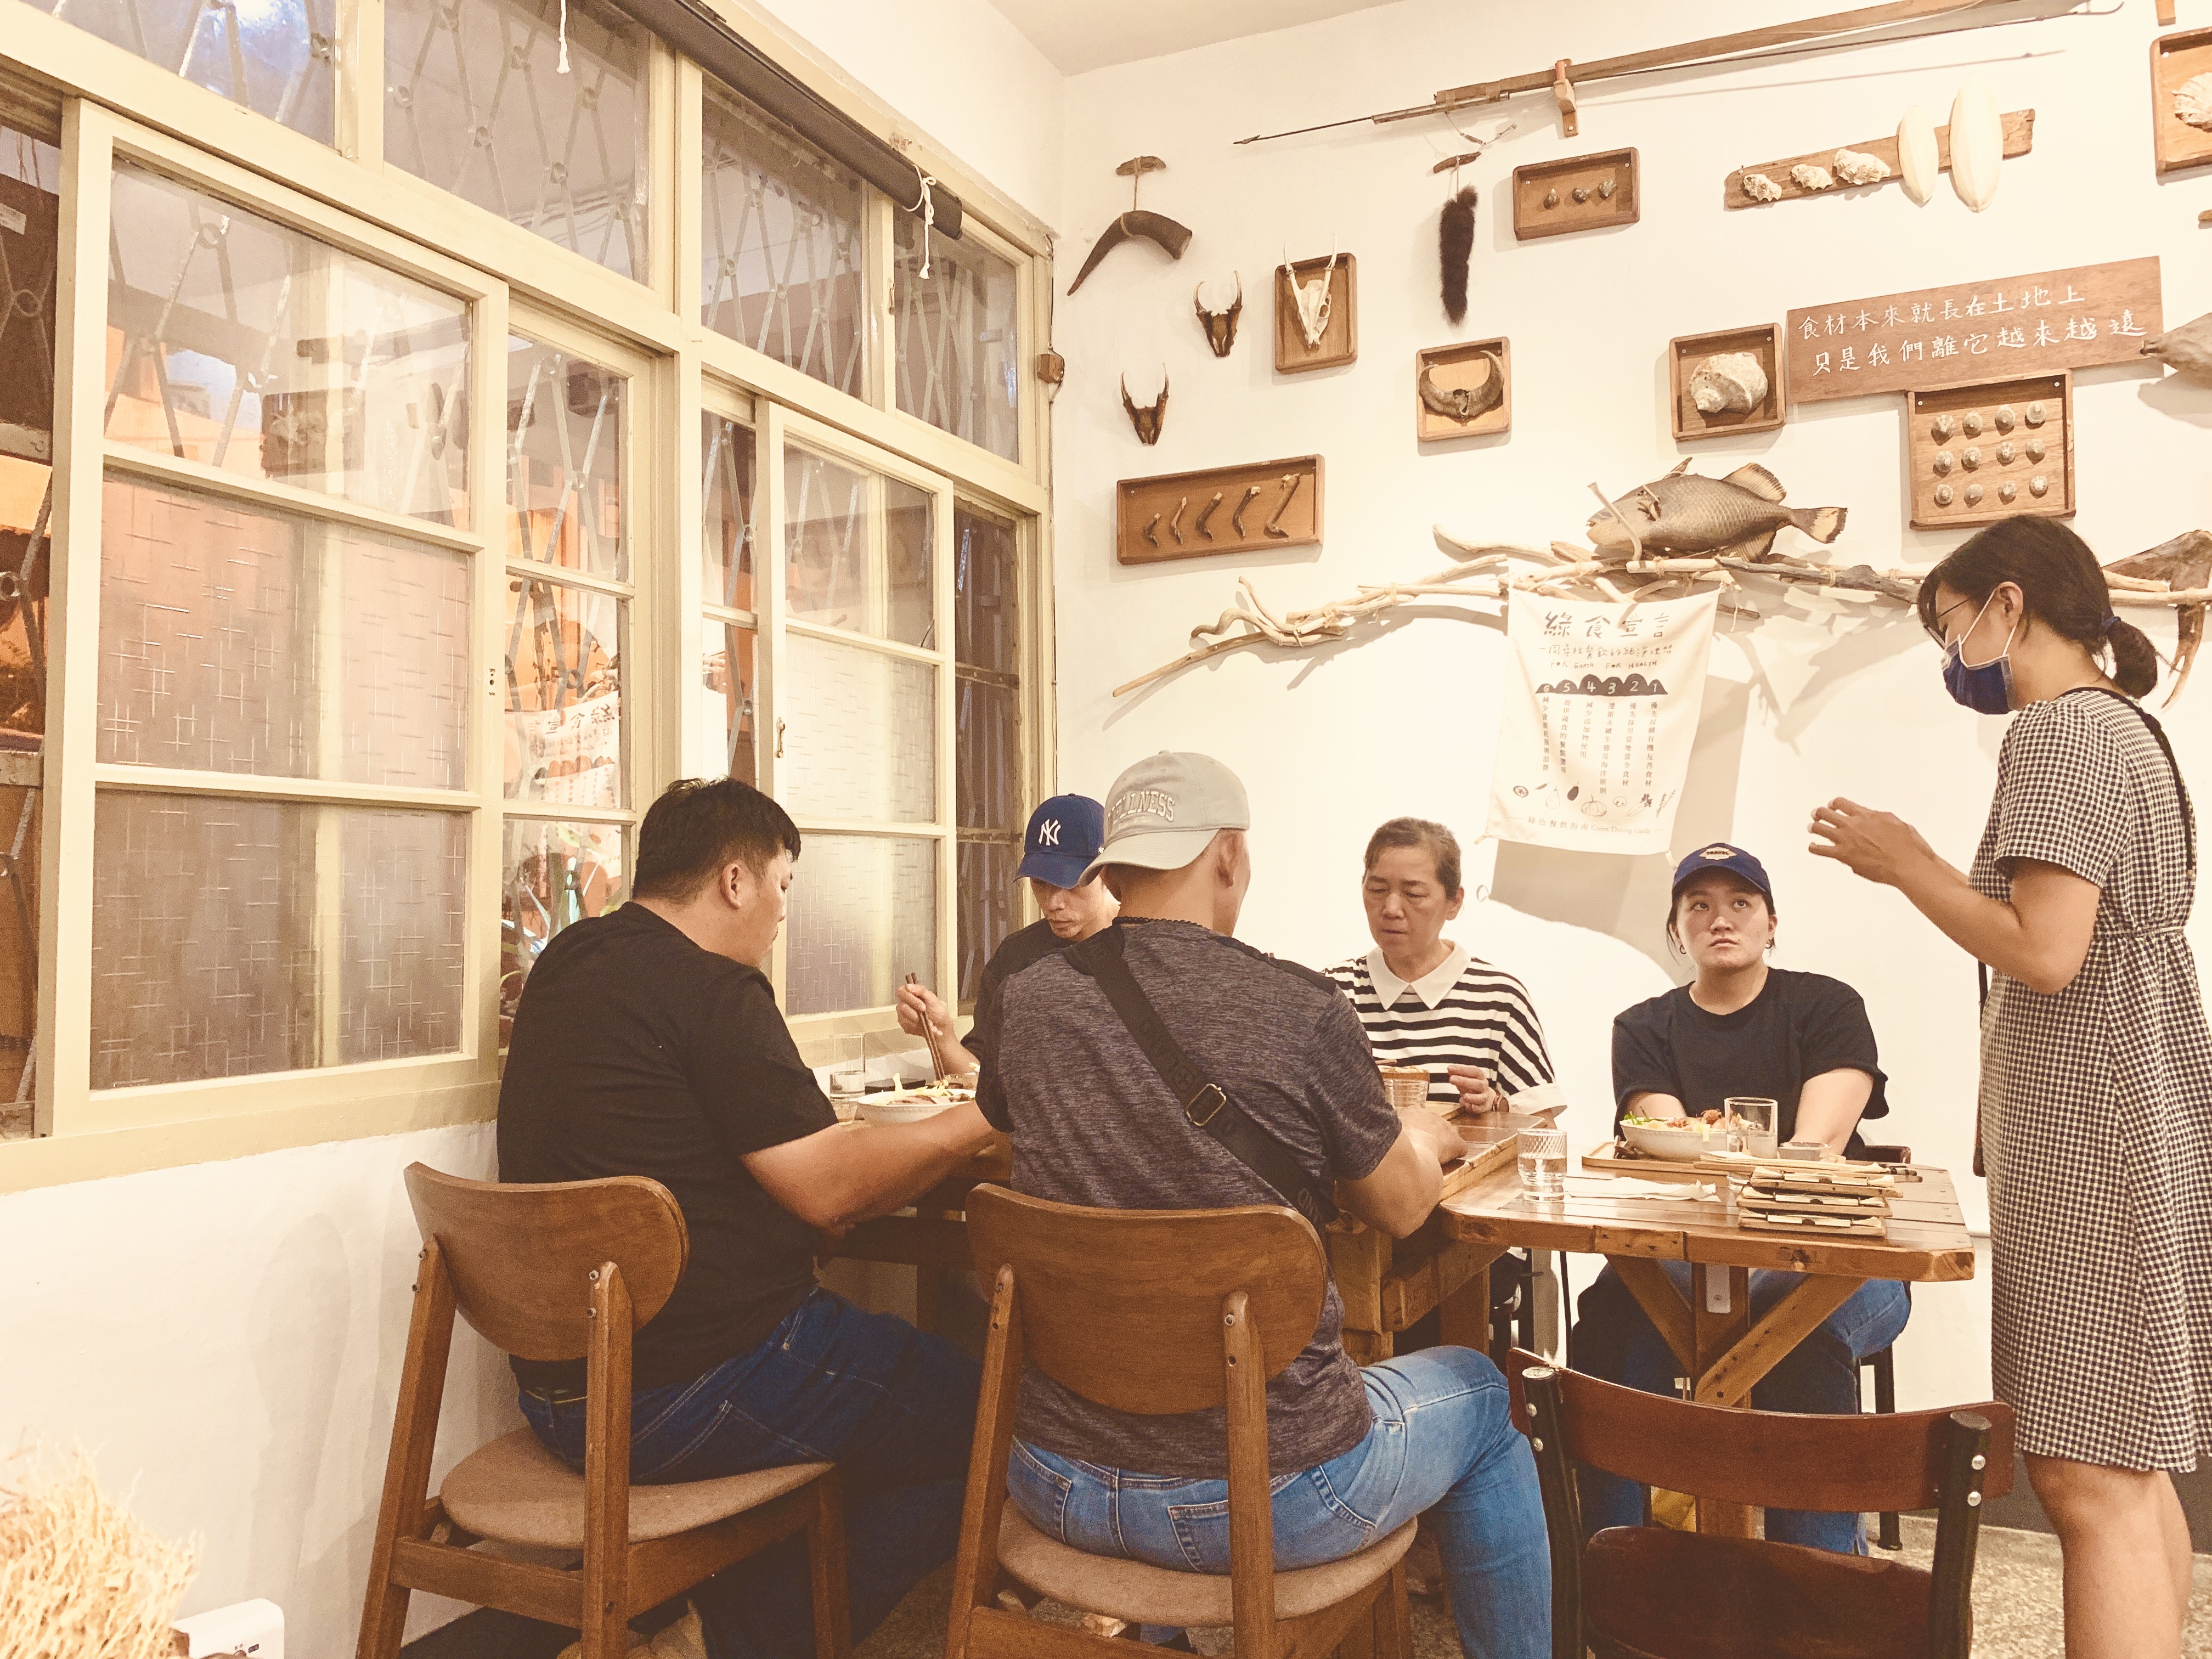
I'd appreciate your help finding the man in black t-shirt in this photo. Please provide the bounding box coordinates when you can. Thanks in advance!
[500,778,998,1659]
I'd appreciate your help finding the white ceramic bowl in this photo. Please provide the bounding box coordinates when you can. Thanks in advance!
[857,1092,963,1126]
[1620,1119,1728,1161]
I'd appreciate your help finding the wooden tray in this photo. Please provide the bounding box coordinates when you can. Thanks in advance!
[1722,110,2034,208]
[2152,29,2212,176]
[1739,1209,1888,1237]
[1415,338,1511,442]
[1907,371,2073,530]
[1114,455,1323,564]
[1580,1141,1758,1182]
[1441,1125,1521,1199]
[1274,254,1357,373]
[1669,324,1785,441]
[1512,149,1638,240]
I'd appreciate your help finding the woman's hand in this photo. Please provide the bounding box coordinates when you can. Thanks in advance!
[894,980,955,1043]
[1447,1064,1503,1114]
[1808,798,1939,888]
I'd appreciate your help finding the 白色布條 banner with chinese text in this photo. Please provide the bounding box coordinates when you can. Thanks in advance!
[1488,590,1719,855]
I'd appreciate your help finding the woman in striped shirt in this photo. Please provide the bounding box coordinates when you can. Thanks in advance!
[1328,817,1556,1114]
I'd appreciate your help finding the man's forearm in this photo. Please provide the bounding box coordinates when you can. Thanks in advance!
[826,1105,998,1228]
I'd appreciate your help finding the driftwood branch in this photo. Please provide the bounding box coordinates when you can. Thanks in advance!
[1113,527,2212,701]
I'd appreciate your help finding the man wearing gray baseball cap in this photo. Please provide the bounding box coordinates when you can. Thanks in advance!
[979,752,1550,1658]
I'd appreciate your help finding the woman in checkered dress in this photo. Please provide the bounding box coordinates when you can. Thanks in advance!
[1813,517,2210,1659]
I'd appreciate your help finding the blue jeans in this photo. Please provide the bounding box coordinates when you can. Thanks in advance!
[1570,1262,1911,1553]
[520,1288,979,1659]
[1007,1347,1549,1659]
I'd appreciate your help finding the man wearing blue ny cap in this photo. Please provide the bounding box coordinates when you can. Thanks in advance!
[896,793,1118,1077]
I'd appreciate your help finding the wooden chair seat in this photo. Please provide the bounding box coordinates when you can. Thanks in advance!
[1582,1526,1934,1659]
[996,1508,1416,1627]
[441,1430,834,1550]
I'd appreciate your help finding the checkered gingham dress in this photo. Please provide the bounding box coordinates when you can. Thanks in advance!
[1971,688,2212,1470]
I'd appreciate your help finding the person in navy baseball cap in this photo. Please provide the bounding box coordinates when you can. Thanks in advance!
[895,793,1118,1078]
[1669,841,1773,908]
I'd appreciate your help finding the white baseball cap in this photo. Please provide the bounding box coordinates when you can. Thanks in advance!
[1082,751,1251,882]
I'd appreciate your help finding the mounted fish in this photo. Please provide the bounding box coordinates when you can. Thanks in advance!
[1587,459,1844,561]
[1194,274,1243,358]
[1121,372,1168,445]
[1948,77,2004,210]
[2106,529,2212,704]
[1067,157,1192,296]
[2141,309,2212,382]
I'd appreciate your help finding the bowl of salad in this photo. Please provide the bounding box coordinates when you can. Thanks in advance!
[857,1081,975,1126]
[1619,1109,1736,1161]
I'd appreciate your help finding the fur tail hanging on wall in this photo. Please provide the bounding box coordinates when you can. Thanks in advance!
[1440,186,1476,324]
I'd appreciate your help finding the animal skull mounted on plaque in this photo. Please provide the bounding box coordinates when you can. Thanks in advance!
[1121,372,1169,445]
[1194,274,1243,358]
[1288,246,1338,347]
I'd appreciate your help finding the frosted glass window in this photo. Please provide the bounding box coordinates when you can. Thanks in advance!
[98,476,469,789]
[505,574,625,805]
[781,631,933,823]
[34,0,337,143]
[701,92,865,397]
[385,0,647,279]
[106,163,472,526]
[785,833,935,1016]
[784,447,932,648]
[703,413,756,613]
[90,793,465,1088]
[895,216,1019,461]
[699,613,757,787]
[500,817,625,1041]
[506,336,627,582]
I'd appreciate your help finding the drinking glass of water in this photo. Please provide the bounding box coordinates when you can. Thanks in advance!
[1725,1097,1778,1159]
[1517,1126,1568,1201]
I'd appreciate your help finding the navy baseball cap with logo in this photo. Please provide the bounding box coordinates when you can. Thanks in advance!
[1671,842,1774,903]
[1017,794,1107,889]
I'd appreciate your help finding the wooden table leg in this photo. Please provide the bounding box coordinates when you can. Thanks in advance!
[1438,1260,1491,1351]
[1331,1228,1393,1365]
[1690,1264,1754,1537]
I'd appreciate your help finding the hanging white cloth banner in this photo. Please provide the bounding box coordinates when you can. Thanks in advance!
[1487,589,1719,855]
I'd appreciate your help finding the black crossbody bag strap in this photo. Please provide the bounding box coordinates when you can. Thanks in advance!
[1064,927,1338,1228]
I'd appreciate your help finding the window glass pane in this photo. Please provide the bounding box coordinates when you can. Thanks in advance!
[90,793,465,1087]
[385,0,647,279]
[99,475,470,788]
[35,0,336,142]
[699,613,757,787]
[703,412,755,613]
[701,92,864,397]
[500,817,625,1043]
[895,217,1019,461]
[786,833,935,1016]
[505,575,624,805]
[106,163,473,526]
[956,838,1017,1006]
[507,336,625,582]
[782,632,933,822]
[953,500,1018,674]
[955,679,1017,831]
[784,447,932,648]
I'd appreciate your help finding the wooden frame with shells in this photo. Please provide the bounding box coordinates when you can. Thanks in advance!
[2152,29,2212,175]
[1906,373,2073,531]
[1668,325,1785,441]
[1415,339,1511,443]
[1274,255,1358,373]
[1115,455,1324,566]
[1724,110,2034,207]
[1510,149,1639,240]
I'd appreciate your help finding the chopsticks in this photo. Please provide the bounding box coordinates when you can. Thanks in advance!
[904,972,951,1081]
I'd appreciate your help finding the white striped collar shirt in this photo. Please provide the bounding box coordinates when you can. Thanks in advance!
[1364,942,1470,1012]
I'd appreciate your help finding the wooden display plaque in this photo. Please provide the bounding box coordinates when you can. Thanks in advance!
[1786,257,2161,403]
[1274,255,1357,373]
[1668,324,1785,441]
[1906,371,2073,531]
[1414,338,1511,442]
[2152,29,2212,174]
[1511,148,1638,240]
[1115,455,1323,565]
[1722,110,2034,208]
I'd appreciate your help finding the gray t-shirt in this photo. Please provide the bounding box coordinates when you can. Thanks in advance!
[979,917,1402,1478]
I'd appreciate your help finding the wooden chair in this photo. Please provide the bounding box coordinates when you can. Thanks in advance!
[947,1185,1415,1659]
[1503,1348,2013,1659]
[355,1164,850,1659]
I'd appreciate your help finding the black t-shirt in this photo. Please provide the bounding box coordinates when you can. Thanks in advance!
[497,904,835,1392]
[968,917,1071,1080]
[1611,968,1890,1154]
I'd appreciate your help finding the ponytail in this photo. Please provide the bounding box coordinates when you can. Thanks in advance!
[1918,516,2159,698]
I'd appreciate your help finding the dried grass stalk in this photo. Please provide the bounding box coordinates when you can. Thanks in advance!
[0,1442,199,1659]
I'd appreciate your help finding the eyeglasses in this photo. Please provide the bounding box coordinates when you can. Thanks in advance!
[1925,594,1976,647]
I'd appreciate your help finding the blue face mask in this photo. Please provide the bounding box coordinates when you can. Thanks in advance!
[1940,592,2018,715]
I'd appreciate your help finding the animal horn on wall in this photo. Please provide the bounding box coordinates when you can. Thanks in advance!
[1195,274,1243,357]
[1440,187,1476,323]
[1121,372,1169,445]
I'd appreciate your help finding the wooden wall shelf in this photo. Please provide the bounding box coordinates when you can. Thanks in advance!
[1274,255,1357,373]
[1116,456,1324,565]
[1511,149,1638,240]
[1722,110,2034,208]
[1668,325,1785,442]
[1906,372,2073,531]
[2152,29,2212,174]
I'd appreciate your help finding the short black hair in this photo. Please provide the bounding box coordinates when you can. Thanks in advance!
[1917,516,2158,698]
[631,777,800,902]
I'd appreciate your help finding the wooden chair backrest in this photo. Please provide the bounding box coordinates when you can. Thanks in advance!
[1504,1349,2014,1515]
[403,1163,688,1362]
[964,1184,1327,1414]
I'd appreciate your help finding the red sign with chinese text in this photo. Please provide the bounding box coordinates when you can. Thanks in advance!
[1784,257,2162,403]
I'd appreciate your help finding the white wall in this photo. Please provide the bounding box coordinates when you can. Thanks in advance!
[1050,0,2212,1412]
